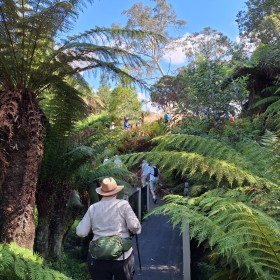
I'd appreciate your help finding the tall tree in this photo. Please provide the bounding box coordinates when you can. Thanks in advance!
[150,75,189,112]
[0,0,161,250]
[123,0,186,78]
[109,85,142,120]
[236,0,280,44]
[183,27,232,63]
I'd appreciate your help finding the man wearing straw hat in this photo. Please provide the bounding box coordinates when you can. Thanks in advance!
[76,177,141,280]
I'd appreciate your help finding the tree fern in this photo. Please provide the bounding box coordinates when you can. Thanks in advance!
[0,243,71,279]
[151,134,276,182]
[250,81,280,115]
[74,163,136,193]
[149,192,280,280]
[122,149,276,189]
[0,0,165,249]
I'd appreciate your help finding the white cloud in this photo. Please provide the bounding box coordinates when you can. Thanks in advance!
[162,47,186,65]
[162,33,191,65]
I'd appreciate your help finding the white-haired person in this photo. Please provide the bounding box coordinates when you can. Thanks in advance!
[76,177,141,280]
[141,160,150,188]
[148,165,160,204]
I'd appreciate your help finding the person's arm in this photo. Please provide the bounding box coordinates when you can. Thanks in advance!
[76,207,92,237]
[124,202,141,234]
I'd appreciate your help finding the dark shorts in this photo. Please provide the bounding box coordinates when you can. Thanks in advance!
[88,252,135,280]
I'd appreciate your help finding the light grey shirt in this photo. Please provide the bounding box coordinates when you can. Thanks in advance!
[142,163,150,176]
[76,196,141,260]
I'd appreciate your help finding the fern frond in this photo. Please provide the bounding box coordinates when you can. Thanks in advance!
[122,151,276,188]
[149,192,280,279]
[266,99,280,114]
[0,243,71,279]
[151,134,277,183]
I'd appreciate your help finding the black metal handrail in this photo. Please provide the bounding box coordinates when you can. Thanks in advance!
[128,186,148,222]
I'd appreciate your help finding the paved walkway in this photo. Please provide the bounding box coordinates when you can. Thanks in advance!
[132,199,183,280]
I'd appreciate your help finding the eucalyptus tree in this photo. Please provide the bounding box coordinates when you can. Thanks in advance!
[182,27,232,64]
[171,28,249,117]
[122,0,186,78]
[150,28,248,117]
[0,0,162,251]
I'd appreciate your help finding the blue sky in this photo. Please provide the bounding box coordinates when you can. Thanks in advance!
[72,0,246,93]
[74,0,246,39]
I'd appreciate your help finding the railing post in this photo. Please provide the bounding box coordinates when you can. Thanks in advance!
[137,188,141,221]
[183,227,191,280]
[146,184,150,211]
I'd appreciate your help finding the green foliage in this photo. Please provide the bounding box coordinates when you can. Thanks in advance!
[0,243,71,280]
[183,27,232,62]
[75,113,113,131]
[176,60,248,116]
[236,0,280,44]
[143,120,166,138]
[109,85,141,119]
[150,75,188,111]
[150,191,280,280]
[123,133,277,188]
[59,253,88,280]
[220,116,265,142]
[173,117,211,136]
[252,78,280,127]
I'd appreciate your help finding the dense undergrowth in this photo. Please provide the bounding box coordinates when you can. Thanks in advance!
[0,112,279,280]
[60,113,279,280]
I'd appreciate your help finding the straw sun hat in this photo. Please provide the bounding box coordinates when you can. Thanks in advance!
[95,177,124,196]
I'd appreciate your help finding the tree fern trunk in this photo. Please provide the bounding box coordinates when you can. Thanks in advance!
[35,181,53,258]
[35,181,74,260]
[48,187,82,260]
[0,89,44,251]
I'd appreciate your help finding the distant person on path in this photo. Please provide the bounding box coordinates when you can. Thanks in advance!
[169,112,173,121]
[164,112,170,124]
[76,177,141,280]
[103,156,109,164]
[141,112,144,125]
[148,165,160,203]
[141,160,150,188]
[124,118,131,130]
[114,155,123,168]
[229,115,235,122]
[110,122,116,130]
[136,117,142,127]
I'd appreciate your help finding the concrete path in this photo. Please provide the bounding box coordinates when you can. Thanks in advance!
[132,199,183,280]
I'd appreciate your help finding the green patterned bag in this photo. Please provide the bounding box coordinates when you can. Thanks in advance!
[89,236,132,260]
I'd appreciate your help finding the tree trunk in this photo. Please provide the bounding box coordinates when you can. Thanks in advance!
[0,89,44,251]
[35,182,81,260]
[34,181,53,258]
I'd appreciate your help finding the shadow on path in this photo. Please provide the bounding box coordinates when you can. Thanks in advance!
[132,199,183,280]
